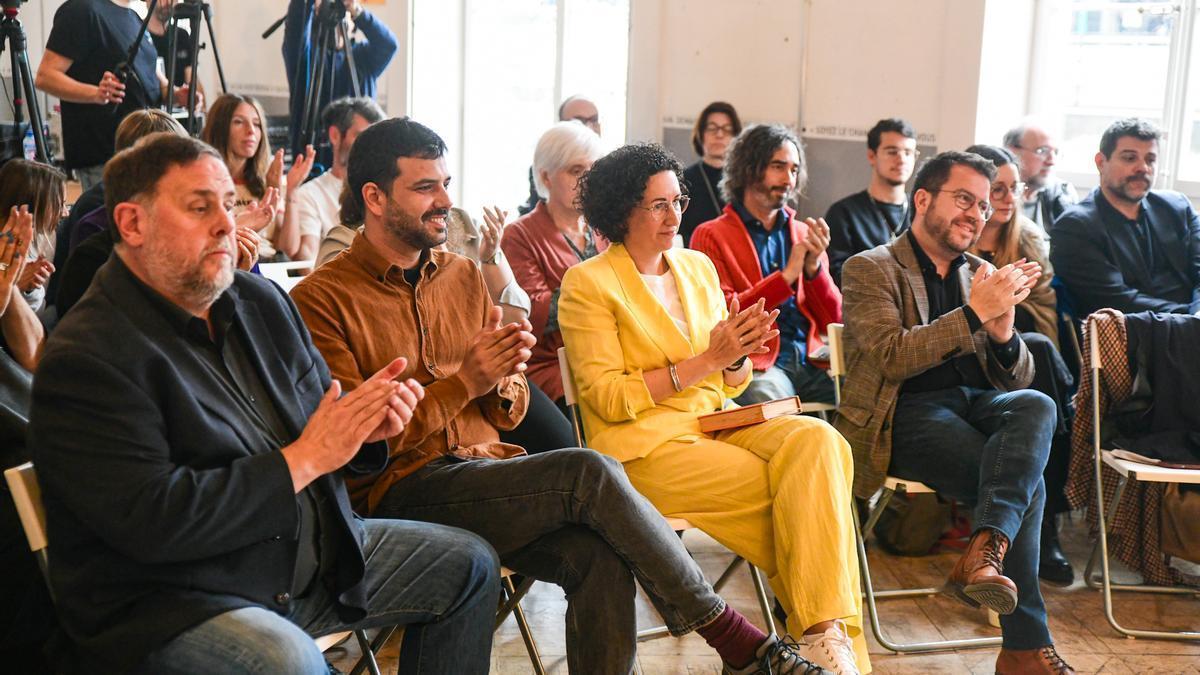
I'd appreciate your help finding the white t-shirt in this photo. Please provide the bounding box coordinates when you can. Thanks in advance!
[641,269,690,338]
[293,170,344,244]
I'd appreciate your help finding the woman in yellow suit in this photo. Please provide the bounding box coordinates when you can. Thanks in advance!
[558,143,869,675]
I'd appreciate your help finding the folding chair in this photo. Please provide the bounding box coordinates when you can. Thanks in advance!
[1080,318,1200,641]
[800,322,844,418]
[828,323,1000,653]
[556,348,778,640]
[259,260,314,293]
[3,462,393,675]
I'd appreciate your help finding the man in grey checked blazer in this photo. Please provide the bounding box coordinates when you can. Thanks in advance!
[835,151,1074,675]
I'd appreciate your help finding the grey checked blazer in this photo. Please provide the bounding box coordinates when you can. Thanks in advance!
[833,234,1035,499]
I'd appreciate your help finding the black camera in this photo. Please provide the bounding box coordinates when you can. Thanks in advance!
[315,0,346,27]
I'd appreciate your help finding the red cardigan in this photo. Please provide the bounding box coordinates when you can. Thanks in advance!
[690,204,842,371]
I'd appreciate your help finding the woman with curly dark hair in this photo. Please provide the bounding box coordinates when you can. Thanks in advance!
[558,143,869,674]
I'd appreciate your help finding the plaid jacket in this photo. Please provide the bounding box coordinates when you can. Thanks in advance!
[834,234,1035,499]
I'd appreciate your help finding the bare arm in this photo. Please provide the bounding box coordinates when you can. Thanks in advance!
[35,49,113,105]
[2,287,45,372]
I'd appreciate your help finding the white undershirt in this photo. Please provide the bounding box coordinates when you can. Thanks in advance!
[641,270,690,338]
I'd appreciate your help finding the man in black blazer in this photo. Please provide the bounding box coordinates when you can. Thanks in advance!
[1052,118,1200,317]
[29,134,501,674]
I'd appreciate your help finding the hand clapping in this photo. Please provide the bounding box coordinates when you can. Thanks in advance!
[706,297,780,370]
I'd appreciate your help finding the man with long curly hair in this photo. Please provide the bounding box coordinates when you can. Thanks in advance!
[691,124,842,409]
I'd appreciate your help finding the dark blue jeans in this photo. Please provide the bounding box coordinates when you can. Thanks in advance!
[137,520,500,674]
[889,387,1055,650]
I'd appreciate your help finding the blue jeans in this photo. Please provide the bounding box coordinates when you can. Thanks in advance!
[137,520,500,675]
[888,387,1055,650]
[374,449,726,675]
[736,345,837,406]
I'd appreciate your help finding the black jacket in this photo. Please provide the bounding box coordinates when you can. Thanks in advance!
[1051,188,1200,317]
[30,256,386,674]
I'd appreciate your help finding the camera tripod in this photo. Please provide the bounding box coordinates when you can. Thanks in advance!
[163,0,228,135]
[1,3,48,162]
[294,0,362,152]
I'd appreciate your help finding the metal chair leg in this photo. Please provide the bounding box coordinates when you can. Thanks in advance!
[501,576,547,675]
[347,628,391,675]
[1093,472,1200,640]
[854,495,1001,653]
[748,564,778,637]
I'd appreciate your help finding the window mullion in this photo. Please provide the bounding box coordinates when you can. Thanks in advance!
[1160,0,1194,188]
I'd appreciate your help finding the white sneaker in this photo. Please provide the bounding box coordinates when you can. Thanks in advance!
[795,621,859,675]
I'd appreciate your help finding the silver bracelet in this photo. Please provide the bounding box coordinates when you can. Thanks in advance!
[668,363,683,392]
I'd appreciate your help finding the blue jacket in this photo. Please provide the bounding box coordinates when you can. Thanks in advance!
[283,0,398,155]
[1051,188,1200,317]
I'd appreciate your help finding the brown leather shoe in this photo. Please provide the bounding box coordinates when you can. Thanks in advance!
[942,527,1018,614]
[995,645,1075,674]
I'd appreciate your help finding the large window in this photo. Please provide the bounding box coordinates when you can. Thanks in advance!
[411,0,629,214]
[1030,0,1200,195]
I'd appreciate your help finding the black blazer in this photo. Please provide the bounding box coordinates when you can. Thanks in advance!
[1051,188,1200,317]
[30,256,387,674]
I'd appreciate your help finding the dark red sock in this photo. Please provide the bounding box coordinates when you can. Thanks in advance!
[695,605,768,668]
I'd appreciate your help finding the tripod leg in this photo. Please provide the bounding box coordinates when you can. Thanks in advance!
[165,16,178,114]
[186,13,204,135]
[337,22,361,98]
[16,51,48,162]
[201,4,227,93]
[6,16,49,162]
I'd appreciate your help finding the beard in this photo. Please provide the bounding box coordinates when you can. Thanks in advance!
[1106,173,1152,203]
[142,230,234,311]
[924,207,980,255]
[383,197,449,251]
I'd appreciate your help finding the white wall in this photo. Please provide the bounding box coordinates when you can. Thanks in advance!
[627,0,806,159]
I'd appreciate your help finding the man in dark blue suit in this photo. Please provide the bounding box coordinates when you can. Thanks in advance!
[30,133,499,674]
[1051,118,1200,317]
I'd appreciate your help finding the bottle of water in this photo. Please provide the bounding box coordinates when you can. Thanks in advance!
[22,127,36,161]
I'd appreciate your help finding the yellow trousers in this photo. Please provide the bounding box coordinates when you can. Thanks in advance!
[623,415,871,673]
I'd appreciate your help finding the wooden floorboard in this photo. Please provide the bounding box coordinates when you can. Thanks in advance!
[328,511,1200,673]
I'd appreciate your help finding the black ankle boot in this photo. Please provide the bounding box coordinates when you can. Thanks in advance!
[1038,514,1074,586]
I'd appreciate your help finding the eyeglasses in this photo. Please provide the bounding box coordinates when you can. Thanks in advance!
[635,195,690,219]
[989,182,1026,200]
[880,146,920,160]
[929,189,993,220]
[704,123,735,136]
[1017,144,1059,158]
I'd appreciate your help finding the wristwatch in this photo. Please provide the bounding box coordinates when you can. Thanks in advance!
[481,249,502,266]
[726,355,749,371]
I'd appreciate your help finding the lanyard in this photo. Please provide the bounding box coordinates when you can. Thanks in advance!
[870,195,908,235]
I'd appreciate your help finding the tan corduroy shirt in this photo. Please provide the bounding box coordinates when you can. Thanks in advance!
[291,232,529,513]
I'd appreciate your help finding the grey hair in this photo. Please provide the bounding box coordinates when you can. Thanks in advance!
[532,121,605,200]
[1002,123,1028,150]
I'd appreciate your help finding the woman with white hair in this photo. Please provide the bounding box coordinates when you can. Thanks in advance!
[501,121,607,406]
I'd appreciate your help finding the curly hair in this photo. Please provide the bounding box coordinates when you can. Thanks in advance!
[578,143,684,243]
[721,123,805,204]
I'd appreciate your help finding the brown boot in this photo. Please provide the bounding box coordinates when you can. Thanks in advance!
[942,527,1018,614]
[995,645,1075,674]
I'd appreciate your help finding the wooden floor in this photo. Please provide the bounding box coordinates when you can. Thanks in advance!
[327,513,1200,674]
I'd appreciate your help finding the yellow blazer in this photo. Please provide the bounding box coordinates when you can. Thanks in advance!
[558,243,750,462]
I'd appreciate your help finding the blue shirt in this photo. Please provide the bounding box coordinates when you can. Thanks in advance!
[732,201,810,363]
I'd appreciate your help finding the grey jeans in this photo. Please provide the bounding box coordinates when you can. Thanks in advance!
[375,449,726,675]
